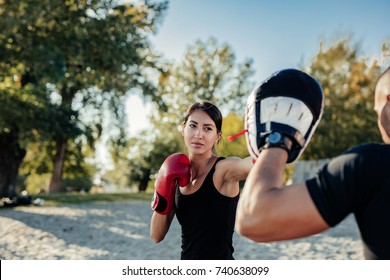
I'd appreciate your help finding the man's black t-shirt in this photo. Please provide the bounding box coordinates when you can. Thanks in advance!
[306,143,390,259]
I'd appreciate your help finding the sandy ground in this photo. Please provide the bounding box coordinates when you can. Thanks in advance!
[0,200,364,260]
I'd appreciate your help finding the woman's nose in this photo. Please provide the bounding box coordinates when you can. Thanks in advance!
[194,128,203,139]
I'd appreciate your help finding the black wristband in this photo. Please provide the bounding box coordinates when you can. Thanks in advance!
[263,132,293,154]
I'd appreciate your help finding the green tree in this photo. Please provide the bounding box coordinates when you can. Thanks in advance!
[19,137,96,194]
[0,0,167,195]
[156,37,254,125]
[127,131,183,191]
[303,39,383,159]
[0,69,80,197]
[123,38,255,190]
[219,113,248,158]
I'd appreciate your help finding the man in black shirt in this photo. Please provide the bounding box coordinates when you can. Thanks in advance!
[236,67,390,259]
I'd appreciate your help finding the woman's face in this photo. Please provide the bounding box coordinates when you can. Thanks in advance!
[182,110,221,155]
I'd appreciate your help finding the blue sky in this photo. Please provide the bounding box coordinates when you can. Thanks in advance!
[127,0,390,134]
[151,0,389,81]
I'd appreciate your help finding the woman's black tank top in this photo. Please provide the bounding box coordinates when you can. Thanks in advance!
[174,157,239,260]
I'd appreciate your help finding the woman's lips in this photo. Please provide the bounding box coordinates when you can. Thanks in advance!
[191,142,204,147]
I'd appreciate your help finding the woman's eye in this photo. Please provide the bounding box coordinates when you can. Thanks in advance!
[189,124,196,128]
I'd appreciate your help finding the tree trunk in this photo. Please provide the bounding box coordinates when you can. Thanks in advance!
[138,176,150,192]
[48,137,67,193]
[0,131,26,198]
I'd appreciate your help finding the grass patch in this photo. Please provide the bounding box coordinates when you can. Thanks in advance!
[31,192,153,206]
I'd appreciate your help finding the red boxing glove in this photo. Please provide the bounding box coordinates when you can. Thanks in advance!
[151,153,191,215]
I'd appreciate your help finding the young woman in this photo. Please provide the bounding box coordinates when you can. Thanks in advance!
[150,101,253,260]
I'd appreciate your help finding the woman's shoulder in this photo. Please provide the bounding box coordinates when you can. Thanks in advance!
[215,156,241,169]
[216,156,252,166]
[213,156,237,176]
[215,156,253,181]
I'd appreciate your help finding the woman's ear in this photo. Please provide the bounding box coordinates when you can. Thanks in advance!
[217,131,222,142]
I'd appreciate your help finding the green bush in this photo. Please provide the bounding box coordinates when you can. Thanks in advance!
[61,176,93,192]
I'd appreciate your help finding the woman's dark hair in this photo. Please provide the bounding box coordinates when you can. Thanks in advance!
[183,101,222,132]
[182,101,223,154]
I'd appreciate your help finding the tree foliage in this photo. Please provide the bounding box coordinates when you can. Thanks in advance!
[0,0,167,195]
[124,38,255,191]
[154,37,255,128]
[218,113,248,159]
[303,39,383,159]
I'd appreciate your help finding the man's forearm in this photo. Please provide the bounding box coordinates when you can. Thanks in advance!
[236,148,288,241]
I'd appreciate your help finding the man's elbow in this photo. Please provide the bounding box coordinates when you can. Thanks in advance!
[235,215,274,243]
